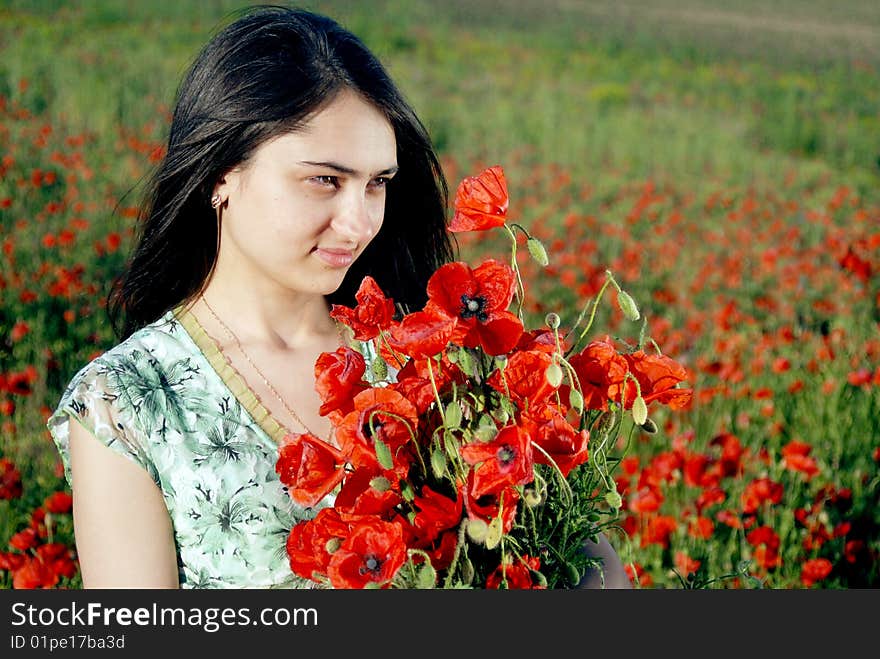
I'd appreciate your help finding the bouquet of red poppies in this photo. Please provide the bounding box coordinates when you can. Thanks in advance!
[275,165,692,589]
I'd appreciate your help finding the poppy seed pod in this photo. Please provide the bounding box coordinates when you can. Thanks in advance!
[527,237,549,267]
[632,396,648,426]
[617,290,641,322]
[545,312,560,330]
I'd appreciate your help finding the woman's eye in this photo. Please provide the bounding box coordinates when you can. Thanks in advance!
[370,177,391,189]
[312,175,339,188]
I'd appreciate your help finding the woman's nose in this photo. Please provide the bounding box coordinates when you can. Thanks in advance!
[331,190,378,242]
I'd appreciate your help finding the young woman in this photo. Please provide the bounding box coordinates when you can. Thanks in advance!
[47,5,630,589]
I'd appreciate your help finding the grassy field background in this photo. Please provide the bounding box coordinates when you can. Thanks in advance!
[1,0,878,588]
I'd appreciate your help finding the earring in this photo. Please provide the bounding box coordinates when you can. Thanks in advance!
[210,194,222,209]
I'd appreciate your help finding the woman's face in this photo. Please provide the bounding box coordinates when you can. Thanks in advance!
[213,88,398,299]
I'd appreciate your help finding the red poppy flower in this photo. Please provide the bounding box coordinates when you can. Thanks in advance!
[565,339,628,411]
[781,440,820,479]
[314,347,368,424]
[43,491,73,514]
[0,458,22,500]
[801,558,833,587]
[393,353,467,415]
[411,485,463,545]
[386,308,457,359]
[448,165,508,232]
[276,433,349,508]
[741,477,784,515]
[334,465,402,517]
[487,349,558,407]
[485,555,544,589]
[335,388,419,474]
[460,425,533,498]
[615,350,692,410]
[286,508,355,580]
[425,260,523,355]
[520,403,590,477]
[462,479,520,536]
[330,276,396,340]
[326,517,407,588]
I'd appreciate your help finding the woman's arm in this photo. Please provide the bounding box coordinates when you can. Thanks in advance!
[69,419,179,588]
[577,532,633,589]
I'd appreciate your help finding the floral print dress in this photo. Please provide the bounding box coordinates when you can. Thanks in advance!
[47,304,380,589]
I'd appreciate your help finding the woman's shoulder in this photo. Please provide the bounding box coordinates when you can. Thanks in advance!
[58,309,192,399]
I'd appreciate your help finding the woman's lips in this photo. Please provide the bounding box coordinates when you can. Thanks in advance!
[314,247,355,268]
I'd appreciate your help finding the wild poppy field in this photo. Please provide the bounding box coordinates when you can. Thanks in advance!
[0,0,878,588]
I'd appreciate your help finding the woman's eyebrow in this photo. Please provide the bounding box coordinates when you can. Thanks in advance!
[299,160,399,177]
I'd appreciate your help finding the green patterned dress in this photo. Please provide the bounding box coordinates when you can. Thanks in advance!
[47,304,380,589]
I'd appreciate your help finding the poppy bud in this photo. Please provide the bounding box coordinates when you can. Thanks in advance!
[639,417,658,434]
[594,409,617,436]
[530,568,548,588]
[569,388,584,414]
[444,401,462,428]
[473,424,498,443]
[617,290,641,322]
[486,514,504,550]
[431,448,447,479]
[325,537,342,554]
[371,355,388,380]
[545,362,563,388]
[524,488,543,507]
[566,562,581,587]
[417,563,437,589]
[373,436,393,470]
[369,476,391,492]
[632,396,648,426]
[545,312,560,330]
[461,556,475,585]
[466,518,488,544]
[605,489,622,510]
[527,237,549,267]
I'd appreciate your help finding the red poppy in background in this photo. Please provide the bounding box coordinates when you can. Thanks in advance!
[425,260,523,355]
[330,276,396,340]
[276,433,349,508]
[781,440,820,479]
[449,165,508,232]
[0,458,22,500]
[326,517,407,588]
[800,558,833,587]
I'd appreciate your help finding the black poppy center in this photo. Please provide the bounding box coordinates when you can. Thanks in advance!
[360,554,383,575]
[460,294,489,322]
[496,444,516,466]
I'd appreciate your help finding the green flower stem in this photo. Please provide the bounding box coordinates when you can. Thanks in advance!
[564,272,614,358]
[443,519,470,589]
[503,224,527,320]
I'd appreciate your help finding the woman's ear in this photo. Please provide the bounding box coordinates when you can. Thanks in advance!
[211,170,239,208]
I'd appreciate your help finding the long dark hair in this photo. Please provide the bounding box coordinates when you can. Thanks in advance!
[107,4,455,340]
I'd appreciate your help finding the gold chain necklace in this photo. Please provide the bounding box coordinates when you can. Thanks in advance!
[199,295,343,441]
